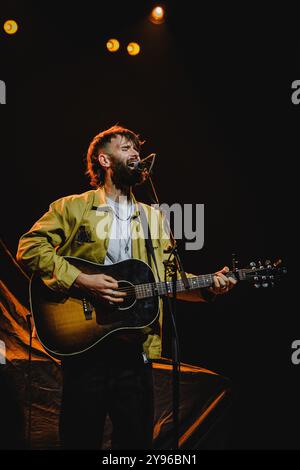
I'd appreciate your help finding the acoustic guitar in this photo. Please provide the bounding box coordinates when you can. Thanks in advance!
[29,256,286,358]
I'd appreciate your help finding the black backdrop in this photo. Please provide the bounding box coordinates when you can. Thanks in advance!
[0,0,298,449]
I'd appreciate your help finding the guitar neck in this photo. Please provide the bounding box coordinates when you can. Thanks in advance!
[136,266,269,299]
[157,273,215,296]
[135,270,245,299]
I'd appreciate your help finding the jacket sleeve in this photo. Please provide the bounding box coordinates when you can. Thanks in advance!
[16,198,82,292]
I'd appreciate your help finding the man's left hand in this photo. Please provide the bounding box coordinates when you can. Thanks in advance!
[209,266,237,295]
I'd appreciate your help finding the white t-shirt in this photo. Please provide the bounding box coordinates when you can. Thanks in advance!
[104,197,133,265]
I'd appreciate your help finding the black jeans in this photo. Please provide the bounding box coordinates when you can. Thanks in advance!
[59,340,154,450]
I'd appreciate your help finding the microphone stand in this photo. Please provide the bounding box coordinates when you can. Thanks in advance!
[145,170,190,450]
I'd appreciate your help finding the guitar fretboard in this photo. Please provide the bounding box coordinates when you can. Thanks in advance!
[135,273,215,299]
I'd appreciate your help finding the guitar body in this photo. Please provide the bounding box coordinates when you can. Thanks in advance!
[30,257,159,358]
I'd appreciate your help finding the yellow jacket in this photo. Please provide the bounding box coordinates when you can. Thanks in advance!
[17,187,184,359]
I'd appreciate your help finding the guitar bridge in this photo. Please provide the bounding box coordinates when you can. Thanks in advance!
[82,297,93,320]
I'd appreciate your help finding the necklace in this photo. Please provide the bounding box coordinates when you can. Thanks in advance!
[113,206,132,221]
[121,228,132,253]
[105,197,133,261]
[118,213,132,253]
[108,198,133,221]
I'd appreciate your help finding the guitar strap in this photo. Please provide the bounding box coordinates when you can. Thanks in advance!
[138,203,161,282]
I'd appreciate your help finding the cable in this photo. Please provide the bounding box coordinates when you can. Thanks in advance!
[25,313,33,449]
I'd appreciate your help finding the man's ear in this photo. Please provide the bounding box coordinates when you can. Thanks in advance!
[98,152,111,169]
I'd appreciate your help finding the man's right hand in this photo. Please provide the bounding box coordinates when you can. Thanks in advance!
[73,272,126,303]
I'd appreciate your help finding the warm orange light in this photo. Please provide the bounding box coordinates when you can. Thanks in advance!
[127,42,140,56]
[106,38,120,52]
[3,20,18,35]
[150,6,165,24]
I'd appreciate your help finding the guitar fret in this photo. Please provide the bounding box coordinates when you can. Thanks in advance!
[136,284,145,299]
[135,282,158,299]
[136,272,218,300]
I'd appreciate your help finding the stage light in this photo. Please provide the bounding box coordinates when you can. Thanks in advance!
[3,20,18,35]
[106,38,120,52]
[127,42,140,56]
[150,6,165,24]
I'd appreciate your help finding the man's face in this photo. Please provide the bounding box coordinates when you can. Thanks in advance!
[101,135,145,188]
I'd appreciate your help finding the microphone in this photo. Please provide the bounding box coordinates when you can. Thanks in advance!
[128,161,147,172]
[127,153,156,173]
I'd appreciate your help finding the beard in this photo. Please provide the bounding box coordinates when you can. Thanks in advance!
[110,159,146,190]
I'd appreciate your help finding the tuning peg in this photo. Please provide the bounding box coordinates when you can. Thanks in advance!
[250,261,256,269]
[262,283,269,288]
[265,259,272,268]
[254,283,260,288]
[232,253,239,272]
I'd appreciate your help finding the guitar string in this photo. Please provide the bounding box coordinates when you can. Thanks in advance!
[115,276,213,292]
[114,280,211,293]
[113,273,223,292]
[106,268,268,295]
[85,268,268,297]
[106,275,214,295]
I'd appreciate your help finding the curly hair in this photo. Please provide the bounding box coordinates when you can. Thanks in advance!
[85,125,143,187]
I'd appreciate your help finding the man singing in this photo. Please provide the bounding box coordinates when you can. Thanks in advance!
[17,125,236,449]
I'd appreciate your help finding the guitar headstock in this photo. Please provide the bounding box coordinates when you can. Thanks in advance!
[239,258,287,288]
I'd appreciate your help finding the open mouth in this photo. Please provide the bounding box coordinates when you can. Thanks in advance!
[127,158,139,168]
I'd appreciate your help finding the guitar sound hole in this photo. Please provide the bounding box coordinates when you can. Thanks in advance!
[117,280,136,310]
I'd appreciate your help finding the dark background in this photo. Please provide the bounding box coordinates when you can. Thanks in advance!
[0,0,298,449]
